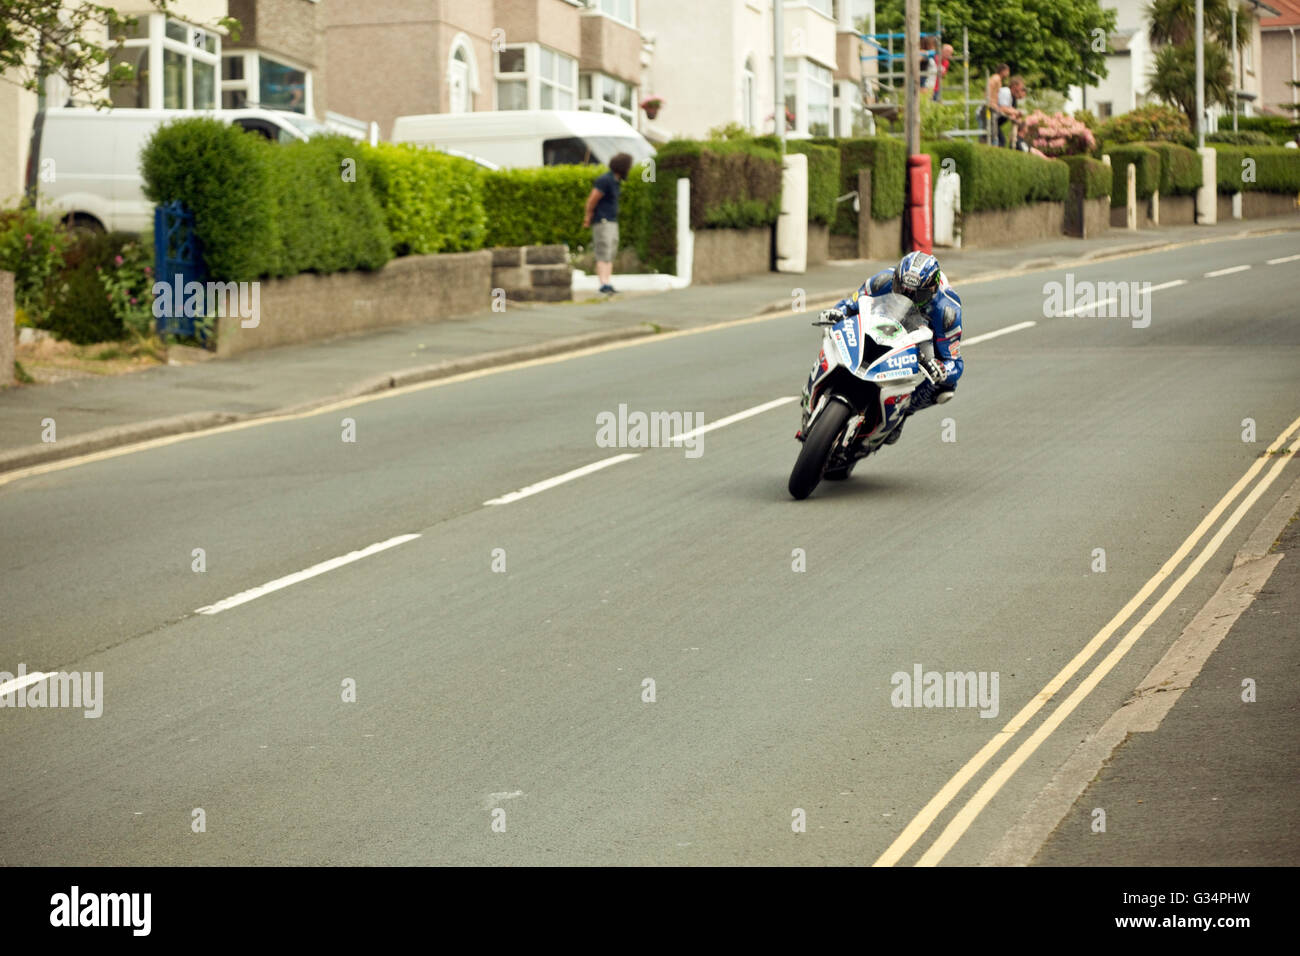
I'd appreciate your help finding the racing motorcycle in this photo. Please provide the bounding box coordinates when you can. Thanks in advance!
[788,293,940,500]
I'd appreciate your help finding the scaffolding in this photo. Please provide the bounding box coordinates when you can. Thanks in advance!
[859,19,991,144]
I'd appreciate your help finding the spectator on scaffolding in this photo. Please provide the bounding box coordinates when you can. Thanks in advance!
[980,63,1011,146]
[932,43,954,101]
[1004,75,1027,149]
[919,36,936,94]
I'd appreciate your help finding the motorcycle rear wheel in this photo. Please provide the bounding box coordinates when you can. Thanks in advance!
[788,400,852,500]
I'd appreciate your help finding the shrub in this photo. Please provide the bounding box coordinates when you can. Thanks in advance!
[1018,111,1097,157]
[1206,131,1274,147]
[0,206,71,326]
[268,135,391,276]
[44,231,139,343]
[750,136,841,224]
[482,165,602,250]
[924,141,1069,211]
[1063,155,1112,200]
[1209,144,1300,193]
[140,118,277,281]
[812,136,907,231]
[365,142,487,255]
[1097,104,1192,147]
[1143,141,1201,196]
[1234,115,1300,144]
[1104,144,1161,206]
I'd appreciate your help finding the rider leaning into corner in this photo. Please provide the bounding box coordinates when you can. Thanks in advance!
[807,250,964,444]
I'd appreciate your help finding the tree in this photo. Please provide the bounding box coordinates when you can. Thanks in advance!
[1144,0,1249,126]
[866,0,1117,94]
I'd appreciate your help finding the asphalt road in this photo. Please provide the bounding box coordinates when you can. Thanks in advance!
[2,231,1298,865]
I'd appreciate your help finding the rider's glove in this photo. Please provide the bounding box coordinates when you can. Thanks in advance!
[921,356,948,384]
[819,308,846,323]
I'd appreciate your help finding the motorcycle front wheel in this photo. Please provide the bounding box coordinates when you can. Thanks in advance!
[788,400,852,500]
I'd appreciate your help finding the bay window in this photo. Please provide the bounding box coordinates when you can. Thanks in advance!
[109,14,220,110]
[495,44,577,111]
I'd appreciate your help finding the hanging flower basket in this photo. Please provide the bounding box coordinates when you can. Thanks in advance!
[640,96,664,119]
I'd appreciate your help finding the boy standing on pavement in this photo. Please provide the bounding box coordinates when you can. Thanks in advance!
[583,153,633,295]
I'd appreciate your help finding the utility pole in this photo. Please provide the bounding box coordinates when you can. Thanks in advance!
[1195,0,1205,147]
[1231,4,1239,132]
[904,0,920,155]
[774,0,785,154]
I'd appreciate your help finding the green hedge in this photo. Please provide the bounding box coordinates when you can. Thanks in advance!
[266,135,391,277]
[365,142,487,255]
[141,118,277,281]
[1144,141,1202,196]
[141,119,391,280]
[813,136,907,230]
[1233,115,1300,144]
[1210,144,1300,194]
[751,137,841,225]
[482,165,599,250]
[1063,155,1112,200]
[923,141,1069,211]
[1105,145,1161,206]
[1206,131,1275,147]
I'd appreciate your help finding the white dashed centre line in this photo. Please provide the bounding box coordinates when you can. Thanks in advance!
[1266,254,1300,266]
[1204,265,1251,278]
[483,454,640,506]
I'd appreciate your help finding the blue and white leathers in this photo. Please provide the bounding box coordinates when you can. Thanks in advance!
[833,269,963,411]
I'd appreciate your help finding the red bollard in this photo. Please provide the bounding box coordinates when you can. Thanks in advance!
[906,155,933,254]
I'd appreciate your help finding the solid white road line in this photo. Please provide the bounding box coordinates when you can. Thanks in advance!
[195,533,422,615]
[1204,265,1251,277]
[0,670,52,698]
[669,396,799,445]
[963,321,1037,345]
[1266,253,1300,266]
[483,454,640,506]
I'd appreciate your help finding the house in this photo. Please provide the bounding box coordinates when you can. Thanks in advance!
[1066,0,1279,127]
[1260,0,1300,118]
[636,0,867,142]
[323,0,645,141]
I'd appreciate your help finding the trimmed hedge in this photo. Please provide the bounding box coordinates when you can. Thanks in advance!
[1209,144,1300,194]
[266,135,391,277]
[923,141,1069,211]
[365,142,487,255]
[751,137,841,225]
[1105,145,1161,206]
[141,119,391,280]
[1233,115,1300,144]
[482,165,598,250]
[1063,155,1112,200]
[1206,131,1275,147]
[813,136,907,231]
[1144,141,1201,196]
[141,118,277,281]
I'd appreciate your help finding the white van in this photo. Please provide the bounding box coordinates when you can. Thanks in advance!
[390,110,654,170]
[28,107,332,233]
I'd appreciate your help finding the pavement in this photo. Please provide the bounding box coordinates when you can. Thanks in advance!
[2,216,1297,471]
[1,222,1297,865]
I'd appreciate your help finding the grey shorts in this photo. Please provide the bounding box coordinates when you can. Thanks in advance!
[592,219,618,262]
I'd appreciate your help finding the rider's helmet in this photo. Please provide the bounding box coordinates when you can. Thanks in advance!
[892,251,941,306]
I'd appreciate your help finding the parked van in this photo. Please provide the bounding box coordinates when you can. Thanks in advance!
[390,110,654,169]
[28,107,332,233]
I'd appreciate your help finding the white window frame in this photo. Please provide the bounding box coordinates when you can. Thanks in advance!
[579,71,637,127]
[220,50,314,115]
[782,56,834,136]
[495,43,577,111]
[585,0,636,28]
[111,13,221,110]
[742,56,757,130]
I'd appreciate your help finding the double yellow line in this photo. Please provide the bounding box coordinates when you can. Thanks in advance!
[874,413,1300,867]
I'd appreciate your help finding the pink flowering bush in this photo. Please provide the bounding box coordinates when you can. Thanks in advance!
[1019,111,1096,157]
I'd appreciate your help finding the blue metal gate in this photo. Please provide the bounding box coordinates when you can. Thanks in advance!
[152,201,207,341]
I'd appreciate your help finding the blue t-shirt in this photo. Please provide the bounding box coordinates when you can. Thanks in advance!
[592,171,620,222]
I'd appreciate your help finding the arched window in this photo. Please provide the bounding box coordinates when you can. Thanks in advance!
[448,36,478,113]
